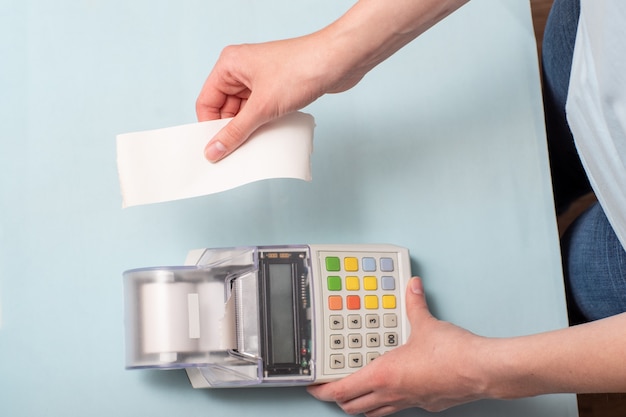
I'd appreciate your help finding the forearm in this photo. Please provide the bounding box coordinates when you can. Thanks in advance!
[197,0,469,161]
[313,0,469,91]
[481,312,626,399]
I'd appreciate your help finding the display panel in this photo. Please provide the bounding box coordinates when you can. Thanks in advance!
[259,250,312,377]
[268,263,297,365]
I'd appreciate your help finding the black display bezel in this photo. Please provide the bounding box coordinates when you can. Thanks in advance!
[258,250,312,377]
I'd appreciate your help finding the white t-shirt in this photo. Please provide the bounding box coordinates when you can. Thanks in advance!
[566,0,626,249]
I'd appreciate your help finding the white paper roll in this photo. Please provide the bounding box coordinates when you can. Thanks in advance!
[140,282,200,355]
[116,112,315,207]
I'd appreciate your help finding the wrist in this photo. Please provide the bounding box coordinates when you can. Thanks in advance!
[474,335,553,401]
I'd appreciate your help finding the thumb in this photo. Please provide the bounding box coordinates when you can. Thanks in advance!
[405,277,434,327]
[204,106,269,162]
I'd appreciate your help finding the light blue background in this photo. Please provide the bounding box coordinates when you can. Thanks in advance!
[0,0,577,416]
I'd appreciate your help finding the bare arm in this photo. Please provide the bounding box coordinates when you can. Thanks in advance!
[307,277,626,416]
[196,0,469,161]
[486,309,626,399]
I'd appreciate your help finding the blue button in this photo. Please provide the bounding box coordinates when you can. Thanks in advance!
[380,257,394,272]
[381,276,395,290]
[362,257,376,272]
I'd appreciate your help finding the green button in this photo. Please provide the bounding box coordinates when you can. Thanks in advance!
[325,256,341,271]
[327,276,342,291]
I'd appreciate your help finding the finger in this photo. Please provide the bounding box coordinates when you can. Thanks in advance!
[405,277,434,326]
[196,98,222,122]
[308,384,378,417]
[195,80,227,122]
[196,87,249,121]
[217,95,242,119]
[330,382,400,417]
[204,104,268,162]
[306,381,367,403]
[306,370,375,404]
[306,384,328,400]
[339,391,391,416]
[364,404,399,417]
[195,68,251,121]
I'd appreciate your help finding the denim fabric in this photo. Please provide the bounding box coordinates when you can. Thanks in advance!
[542,0,590,214]
[562,203,626,323]
[543,0,626,323]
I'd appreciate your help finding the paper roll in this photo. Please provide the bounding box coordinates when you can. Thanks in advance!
[139,280,237,357]
[116,112,315,208]
[140,282,200,355]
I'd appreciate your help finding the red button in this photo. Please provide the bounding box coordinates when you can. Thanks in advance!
[346,295,361,310]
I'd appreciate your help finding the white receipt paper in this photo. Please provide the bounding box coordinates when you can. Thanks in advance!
[116,112,315,208]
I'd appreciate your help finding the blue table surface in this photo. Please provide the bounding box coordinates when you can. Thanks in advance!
[0,0,578,416]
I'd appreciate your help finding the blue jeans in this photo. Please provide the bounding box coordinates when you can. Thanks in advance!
[562,203,626,323]
[543,0,626,323]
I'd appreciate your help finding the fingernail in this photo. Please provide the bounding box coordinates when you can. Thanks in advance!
[410,278,423,295]
[205,140,227,162]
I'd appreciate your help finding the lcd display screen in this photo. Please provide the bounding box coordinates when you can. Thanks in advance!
[268,263,296,364]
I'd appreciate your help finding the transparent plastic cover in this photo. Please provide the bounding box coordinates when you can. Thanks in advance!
[123,247,264,386]
[123,245,317,387]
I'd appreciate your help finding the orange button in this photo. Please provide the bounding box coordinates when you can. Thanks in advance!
[328,295,343,310]
[346,295,361,310]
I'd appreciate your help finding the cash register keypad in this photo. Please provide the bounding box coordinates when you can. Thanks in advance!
[321,252,402,373]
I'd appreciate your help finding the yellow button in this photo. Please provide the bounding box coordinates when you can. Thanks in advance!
[363,276,378,291]
[344,257,359,272]
[346,276,360,291]
[364,295,379,309]
[382,295,396,309]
